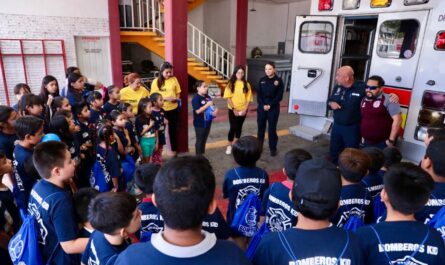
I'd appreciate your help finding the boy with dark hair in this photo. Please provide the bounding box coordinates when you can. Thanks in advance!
[332,148,372,227]
[357,163,445,264]
[260,148,312,231]
[73,102,94,188]
[424,127,445,146]
[13,116,44,211]
[417,138,445,225]
[103,85,121,116]
[361,147,385,198]
[73,188,99,238]
[115,156,250,265]
[87,91,104,124]
[82,192,140,265]
[382,146,402,171]
[0,106,18,160]
[29,141,88,264]
[253,158,363,265]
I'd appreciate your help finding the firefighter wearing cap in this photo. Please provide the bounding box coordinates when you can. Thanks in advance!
[361,75,402,149]
[257,62,284,157]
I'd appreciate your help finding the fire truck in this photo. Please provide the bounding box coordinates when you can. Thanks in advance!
[289,0,445,162]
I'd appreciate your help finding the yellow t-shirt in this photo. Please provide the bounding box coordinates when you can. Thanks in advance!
[223,80,253,110]
[150,77,181,111]
[120,86,150,114]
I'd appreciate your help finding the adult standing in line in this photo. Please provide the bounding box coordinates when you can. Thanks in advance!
[257,62,284,157]
[120,73,150,115]
[150,62,181,157]
[223,65,253,155]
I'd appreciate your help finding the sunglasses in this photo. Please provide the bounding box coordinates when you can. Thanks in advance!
[366,85,379,91]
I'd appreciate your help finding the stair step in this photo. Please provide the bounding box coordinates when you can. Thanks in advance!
[215,79,229,84]
[188,62,203,66]
[187,58,196,62]
[200,71,217,75]
[158,42,165,47]
[194,66,210,71]
[207,75,223,80]
[153,37,165,42]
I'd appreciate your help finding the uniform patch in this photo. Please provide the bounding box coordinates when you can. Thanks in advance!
[373,101,381,108]
[352,93,361,97]
[201,100,206,105]
[274,80,280,86]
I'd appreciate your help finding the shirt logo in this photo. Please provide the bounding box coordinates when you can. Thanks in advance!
[274,80,280,86]
[338,207,365,227]
[8,235,24,262]
[267,207,292,232]
[88,240,100,265]
[236,186,259,208]
[352,93,361,97]
[373,101,381,108]
[390,256,427,265]
[28,203,48,245]
[141,222,163,233]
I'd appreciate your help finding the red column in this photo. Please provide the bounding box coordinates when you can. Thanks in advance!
[164,0,189,153]
[108,0,123,86]
[235,0,248,66]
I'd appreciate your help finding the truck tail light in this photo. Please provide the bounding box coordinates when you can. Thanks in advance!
[435,31,445,50]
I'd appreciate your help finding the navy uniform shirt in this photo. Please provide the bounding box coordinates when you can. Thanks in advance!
[135,116,156,138]
[328,81,366,125]
[12,144,35,210]
[331,183,372,227]
[253,226,363,265]
[67,89,83,106]
[223,166,269,226]
[103,101,119,116]
[152,109,166,145]
[202,207,231,240]
[357,221,445,265]
[260,181,298,232]
[94,146,121,189]
[114,231,250,265]
[257,75,284,107]
[89,108,103,125]
[138,197,164,241]
[28,180,80,265]
[114,127,129,149]
[416,182,445,224]
[0,131,18,160]
[191,94,212,128]
[361,171,384,198]
[125,121,138,147]
[82,230,128,265]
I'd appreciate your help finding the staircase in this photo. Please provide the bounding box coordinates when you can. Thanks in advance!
[119,0,232,90]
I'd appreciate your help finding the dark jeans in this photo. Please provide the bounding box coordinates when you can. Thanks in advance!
[195,125,211,155]
[363,139,388,150]
[330,122,361,164]
[228,109,246,142]
[257,104,280,152]
[164,108,178,152]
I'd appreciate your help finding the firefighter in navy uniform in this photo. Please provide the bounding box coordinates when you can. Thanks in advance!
[257,62,284,156]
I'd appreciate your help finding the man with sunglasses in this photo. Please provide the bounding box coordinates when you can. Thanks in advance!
[360,75,402,149]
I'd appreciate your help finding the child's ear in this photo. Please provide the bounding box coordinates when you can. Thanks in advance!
[421,156,432,171]
[51,167,60,178]
[152,193,157,207]
[380,189,388,203]
[207,198,217,215]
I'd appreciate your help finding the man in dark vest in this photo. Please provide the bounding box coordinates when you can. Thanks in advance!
[361,75,402,149]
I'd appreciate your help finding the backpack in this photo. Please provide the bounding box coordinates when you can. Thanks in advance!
[230,169,264,237]
[373,193,386,223]
[204,105,216,124]
[246,222,270,260]
[90,153,113,192]
[342,189,368,232]
[427,204,445,241]
[121,154,136,185]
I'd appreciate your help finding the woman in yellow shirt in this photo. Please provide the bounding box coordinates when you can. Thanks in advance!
[223,65,253,155]
[150,62,181,156]
[120,73,150,114]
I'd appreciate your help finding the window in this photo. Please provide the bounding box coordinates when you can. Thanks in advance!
[299,22,333,54]
[376,19,420,59]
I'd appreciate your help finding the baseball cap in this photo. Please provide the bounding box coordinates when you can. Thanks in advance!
[293,158,341,211]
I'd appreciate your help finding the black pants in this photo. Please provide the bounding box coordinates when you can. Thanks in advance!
[257,104,280,152]
[195,125,211,155]
[228,109,246,142]
[164,108,179,152]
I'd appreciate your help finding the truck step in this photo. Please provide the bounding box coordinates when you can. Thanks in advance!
[289,125,323,142]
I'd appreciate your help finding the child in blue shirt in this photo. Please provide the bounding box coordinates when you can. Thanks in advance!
[0,106,18,160]
[87,91,104,125]
[73,187,99,239]
[150,93,166,164]
[114,156,250,265]
[29,141,88,264]
[260,149,312,232]
[253,158,363,265]
[82,192,140,265]
[103,85,121,116]
[13,116,44,211]
[12,83,31,112]
[331,148,373,228]
[357,163,445,264]
[73,102,94,188]
[135,98,157,163]
[362,147,385,198]
[191,80,217,155]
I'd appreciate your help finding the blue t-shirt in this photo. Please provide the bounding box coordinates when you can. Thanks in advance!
[88,108,104,125]
[223,166,269,226]
[152,109,166,145]
[94,146,121,189]
[138,198,164,240]
[357,221,445,265]
[82,230,128,265]
[135,116,156,139]
[66,89,83,106]
[114,128,129,149]
[202,207,231,240]
[260,181,298,232]
[253,226,363,265]
[12,144,35,210]
[361,171,384,198]
[0,131,17,160]
[103,102,119,116]
[125,121,138,147]
[416,182,445,224]
[28,180,80,265]
[114,231,250,265]
[192,94,212,128]
[331,183,372,227]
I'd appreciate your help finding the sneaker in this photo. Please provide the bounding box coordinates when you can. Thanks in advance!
[271,150,277,157]
[225,145,232,155]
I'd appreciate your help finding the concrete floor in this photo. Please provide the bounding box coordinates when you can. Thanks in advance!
[177,91,330,187]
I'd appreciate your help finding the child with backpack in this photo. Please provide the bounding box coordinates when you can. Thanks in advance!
[223,136,269,247]
[13,116,44,211]
[28,141,88,264]
[260,149,312,232]
[191,80,217,155]
[252,158,363,265]
[150,93,166,164]
[90,124,121,192]
[135,98,157,164]
[356,163,445,264]
[0,106,18,160]
[82,192,141,265]
[332,148,372,230]
[73,187,99,239]
[114,156,250,265]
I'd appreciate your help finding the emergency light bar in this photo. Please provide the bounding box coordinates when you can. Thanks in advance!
[404,0,429,5]
[435,31,445,50]
[371,0,391,7]
[319,0,334,11]
[343,0,360,9]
